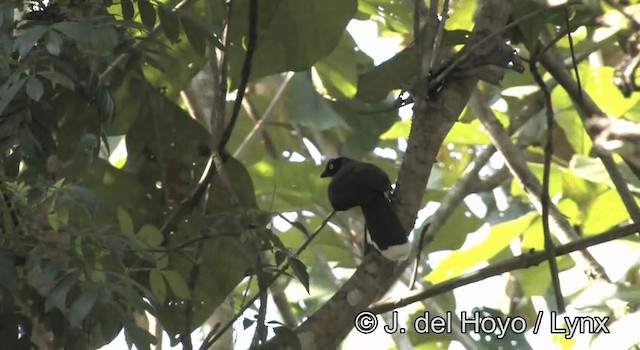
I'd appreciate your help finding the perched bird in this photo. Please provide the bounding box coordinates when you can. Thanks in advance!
[320,157,410,261]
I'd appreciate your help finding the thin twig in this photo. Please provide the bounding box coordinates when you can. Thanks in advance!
[217,0,258,154]
[530,51,565,312]
[234,71,296,158]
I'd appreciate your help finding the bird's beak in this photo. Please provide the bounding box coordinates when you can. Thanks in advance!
[320,169,330,178]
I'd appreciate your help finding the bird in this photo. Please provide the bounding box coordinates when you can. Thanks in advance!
[320,157,410,261]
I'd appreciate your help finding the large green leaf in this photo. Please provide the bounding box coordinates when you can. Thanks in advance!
[313,32,370,100]
[157,212,256,342]
[426,212,537,284]
[224,0,358,88]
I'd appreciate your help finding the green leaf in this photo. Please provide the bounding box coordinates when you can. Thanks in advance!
[138,0,157,29]
[45,271,81,312]
[283,74,348,131]
[117,207,135,235]
[444,119,492,146]
[288,257,310,293]
[427,203,484,252]
[52,22,93,45]
[584,189,630,235]
[273,326,302,350]
[13,25,47,57]
[556,110,591,155]
[313,32,361,100]
[180,13,206,56]
[0,249,17,288]
[137,224,163,246]
[0,72,27,115]
[426,212,537,284]
[150,269,167,304]
[226,0,358,88]
[36,260,61,288]
[357,45,416,102]
[45,30,64,56]
[570,155,610,184]
[121,0,134,20]
[38,69,75,90]
[47,211,60,232]
[380,119,411,140]
[25,76,44,101]
[69,286,100,328]
[125,325,157,350]
[158,5,180,43]
[161,270,190,299]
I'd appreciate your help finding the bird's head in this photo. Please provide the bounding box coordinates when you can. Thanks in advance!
[320,157,353,178]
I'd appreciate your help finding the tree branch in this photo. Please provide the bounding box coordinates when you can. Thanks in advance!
[370,222,640,314]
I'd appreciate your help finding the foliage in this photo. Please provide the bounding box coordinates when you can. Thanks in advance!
[1,0,640,349]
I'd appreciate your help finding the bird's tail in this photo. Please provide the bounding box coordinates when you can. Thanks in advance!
[361,196,411,261]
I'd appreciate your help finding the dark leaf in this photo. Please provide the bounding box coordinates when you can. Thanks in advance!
[273,326,302,350]
[243,317,254,330]
[158,5,180,43]
[125,325,157,350]
[36,260,61,288]
[274,250,286,267]
[121,0,134,20]
[0,73,27,115]
[25,76,43,101]
[44,271,81,312]
[149,269,167,304]
[45,30,63,56]
[13,25,47,57]
[288,257,309,293]
[0,249,17,288]
[161,270,190,299]
[138,0,157,29]
[38,69,75,90]
[68,286,100,328]
[180,14,206,56]
[52,22,93,45]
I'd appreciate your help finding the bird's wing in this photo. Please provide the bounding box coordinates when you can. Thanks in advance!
[346,162,392,192]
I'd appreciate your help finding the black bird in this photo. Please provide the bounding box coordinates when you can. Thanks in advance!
[320,157,410,261]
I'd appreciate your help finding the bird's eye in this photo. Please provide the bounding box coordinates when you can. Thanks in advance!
[328,164,334,169]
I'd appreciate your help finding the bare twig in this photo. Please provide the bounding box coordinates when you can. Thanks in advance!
[530,51,565,312]
[218,0,258,154]
[234,72,296,158]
